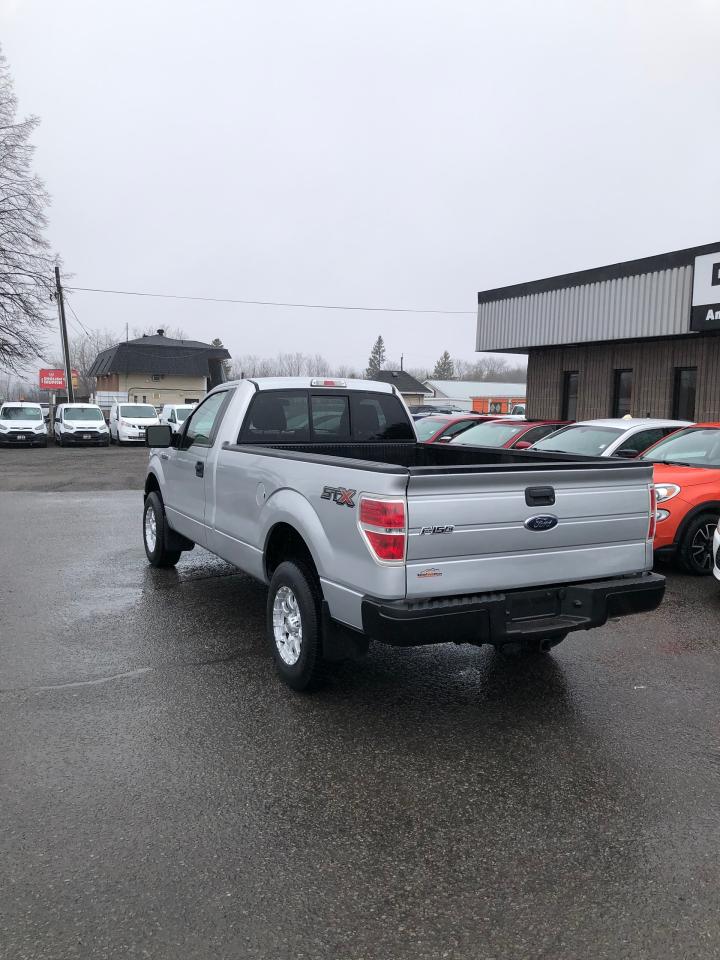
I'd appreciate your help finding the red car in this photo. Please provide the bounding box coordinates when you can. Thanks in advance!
[415,414,499,444]
[449,418,571,450]
[638,423,720,574]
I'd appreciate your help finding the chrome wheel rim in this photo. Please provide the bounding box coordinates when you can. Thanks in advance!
[272,586,303,665]
[691,523,715,571]
[144,505,157,552]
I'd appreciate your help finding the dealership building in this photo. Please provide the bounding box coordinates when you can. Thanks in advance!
[476,241,720,423]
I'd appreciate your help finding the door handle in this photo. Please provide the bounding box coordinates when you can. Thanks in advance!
[195,461,204,478]
[525,485,555,507]
[160,453,169,460]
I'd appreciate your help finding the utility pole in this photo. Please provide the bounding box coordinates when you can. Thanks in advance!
[400,353,404,371]
[54,266,74,403]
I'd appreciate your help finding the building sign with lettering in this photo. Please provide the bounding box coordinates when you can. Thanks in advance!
[691,253,720,331]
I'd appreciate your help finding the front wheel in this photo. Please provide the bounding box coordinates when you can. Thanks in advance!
[143,491,181,567]
[266,561,325,691]
[678,512,719,575]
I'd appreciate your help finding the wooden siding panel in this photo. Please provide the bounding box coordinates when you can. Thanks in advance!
[526,335,720,421]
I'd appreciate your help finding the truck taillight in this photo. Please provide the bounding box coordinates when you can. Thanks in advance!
[648,486,657,540]
[359,496,406,562]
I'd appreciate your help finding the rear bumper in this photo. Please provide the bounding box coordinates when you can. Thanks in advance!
[361,572,665,647]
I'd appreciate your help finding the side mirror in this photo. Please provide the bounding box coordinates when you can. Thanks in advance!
[145,424,173,448]
[514,440,532,450]
[616,448,639,459]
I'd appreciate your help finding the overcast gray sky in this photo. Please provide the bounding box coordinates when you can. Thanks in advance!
[3,0,720,371]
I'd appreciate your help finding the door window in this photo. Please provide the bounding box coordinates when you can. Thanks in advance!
[181,391,232,449]
[438,420,476,440]
[615,428,665,457]
[515,424,560,446]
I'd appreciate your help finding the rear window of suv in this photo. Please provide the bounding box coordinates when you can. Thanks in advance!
[239,390,414,443]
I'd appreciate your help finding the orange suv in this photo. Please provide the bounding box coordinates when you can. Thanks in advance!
[640,423,720,574]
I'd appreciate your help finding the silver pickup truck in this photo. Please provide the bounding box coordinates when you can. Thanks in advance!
[142,377,664,690]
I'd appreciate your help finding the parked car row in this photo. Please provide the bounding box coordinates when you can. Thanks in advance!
[0,401,197,448]
[417,415,720,577]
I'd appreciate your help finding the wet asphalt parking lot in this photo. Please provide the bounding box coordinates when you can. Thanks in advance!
[2,446,720,959]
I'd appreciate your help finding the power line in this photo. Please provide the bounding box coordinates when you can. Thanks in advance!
[65,296,93,337]
[67,285,476,316]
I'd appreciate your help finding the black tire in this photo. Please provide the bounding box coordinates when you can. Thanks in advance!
[495,633,567,656]
[143,491,182,568]
[266,561,325,691]
[678,512,719,575]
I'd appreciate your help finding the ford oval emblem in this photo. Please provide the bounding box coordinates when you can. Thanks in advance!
[524,514,558,532]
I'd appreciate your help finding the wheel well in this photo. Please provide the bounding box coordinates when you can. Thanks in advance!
[673,501,720,546]
[265,523,317,581]
[144,473,161,498]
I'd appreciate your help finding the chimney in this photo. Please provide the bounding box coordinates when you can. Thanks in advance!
[157,328,165,337]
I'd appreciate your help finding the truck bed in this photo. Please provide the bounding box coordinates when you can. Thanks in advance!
[229,440,641,473]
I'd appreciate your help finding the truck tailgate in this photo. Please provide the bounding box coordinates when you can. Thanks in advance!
[405,462,654,597]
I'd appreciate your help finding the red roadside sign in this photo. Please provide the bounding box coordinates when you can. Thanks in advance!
[39,368,79,391]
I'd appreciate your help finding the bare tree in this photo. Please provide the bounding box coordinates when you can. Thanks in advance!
[452,358,474,380]
[0,48,55,373]
[230,351,342,379]
[334,364,362,379]
[48,328,118,397]
[451,356,527,382]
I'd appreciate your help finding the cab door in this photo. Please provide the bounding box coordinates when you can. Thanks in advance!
[161,390,233,546]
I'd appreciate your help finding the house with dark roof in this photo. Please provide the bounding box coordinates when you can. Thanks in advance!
[89,329,231,407]
[372,370,430,406]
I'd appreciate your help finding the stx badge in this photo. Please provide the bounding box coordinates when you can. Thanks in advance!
[321,485,356,507]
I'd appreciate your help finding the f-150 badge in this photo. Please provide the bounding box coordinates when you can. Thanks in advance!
[420,525,454,535]
[321,486,356,507]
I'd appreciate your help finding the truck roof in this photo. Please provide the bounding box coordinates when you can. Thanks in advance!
[231,377,395,394]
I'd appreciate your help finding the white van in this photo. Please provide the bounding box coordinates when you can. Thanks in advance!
[54,403,110,446]
[158,403,196,434]
[0,402,48,447]
[109,402,160,444]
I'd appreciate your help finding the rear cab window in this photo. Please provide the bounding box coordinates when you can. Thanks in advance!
[239,389,414,443]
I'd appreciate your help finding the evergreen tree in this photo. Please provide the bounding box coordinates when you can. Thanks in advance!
[211,337,232,379]
[366,335,386,378]
[433,350,455,379]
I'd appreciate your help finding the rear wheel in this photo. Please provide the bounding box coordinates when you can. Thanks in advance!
[143,491,182,567]
[267,561,325,691]
[678,512,719,575]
